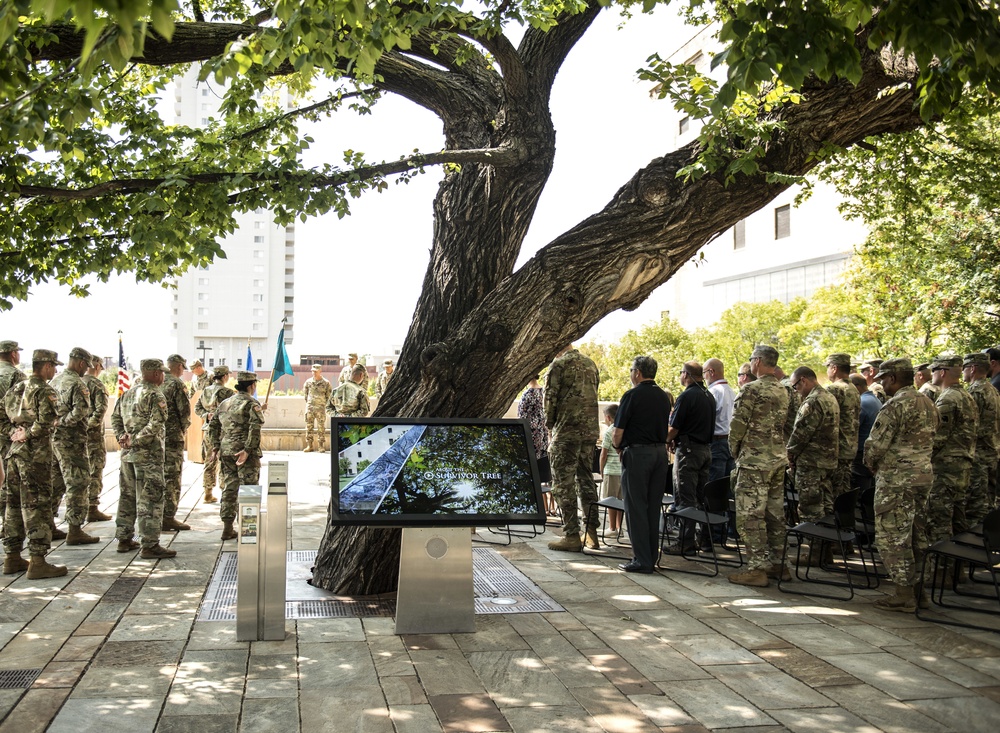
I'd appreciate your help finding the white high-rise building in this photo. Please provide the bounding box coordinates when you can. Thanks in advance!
[169,70,295,368]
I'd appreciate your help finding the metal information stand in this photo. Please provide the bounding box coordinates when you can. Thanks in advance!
[236,461,289,641]
[395,527,475,635]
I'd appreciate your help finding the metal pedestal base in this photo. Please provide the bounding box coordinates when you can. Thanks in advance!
[395,527,475,635]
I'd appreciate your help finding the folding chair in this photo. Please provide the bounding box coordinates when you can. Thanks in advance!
[660,477,742,577]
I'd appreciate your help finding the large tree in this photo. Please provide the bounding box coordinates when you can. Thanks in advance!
[4,0,1000,592]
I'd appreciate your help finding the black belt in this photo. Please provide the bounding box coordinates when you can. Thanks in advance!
[713,434,729,441]
[626,443,665,448]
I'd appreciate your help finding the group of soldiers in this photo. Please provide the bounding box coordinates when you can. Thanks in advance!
[727,347,1000,614]
[300,353,393,452]
[0,342,265,580]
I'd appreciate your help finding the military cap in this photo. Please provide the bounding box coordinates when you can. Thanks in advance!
[311,363,323,370]
[166,354,187,367]
[915,362,930,372]
[68,346,92,362]
[213,365,231,377]
[383,359,394,367]
[91,354,104,368]
[874,357,912,379]
[931,354,962,370]
[140,358,167,373]
[859,359,883,372]
[190,359,203,368]
[825,353,851,369]
[236,370,258,382]
[750,345,779,361]
[963,352,990,370]
[0,340,22,353]
[348,352,358,358]
[33,349,63,365]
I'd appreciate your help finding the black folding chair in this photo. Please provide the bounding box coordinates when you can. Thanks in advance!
[660,477,742,577]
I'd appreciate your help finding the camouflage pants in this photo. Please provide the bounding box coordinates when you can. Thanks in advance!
[967,455,996,527]
[830,459,854,500]
[51,437,91,526]
[734,465,786,571]
[163,436,185,520]
[925,461,970,545]
[87,430,107,505]
[874,478,931,587]
[2,444,54,556]
[549,437,599,537]
[202,435,219,491]
[219,453,261,522]
[116,460,165,549]
[305,407,327,447]
[0,436,10,535]
[794,465,833,523]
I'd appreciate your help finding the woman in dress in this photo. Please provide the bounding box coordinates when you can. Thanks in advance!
[518,375,555,515]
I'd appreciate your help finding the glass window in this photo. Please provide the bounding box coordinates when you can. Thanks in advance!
[197,322,208,329]
[679,116,690,135]
[775,205,791,239]
[733,220,746,250]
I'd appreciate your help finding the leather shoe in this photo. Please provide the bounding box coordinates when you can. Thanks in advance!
[661,543,697,556]
[618,562,654,574]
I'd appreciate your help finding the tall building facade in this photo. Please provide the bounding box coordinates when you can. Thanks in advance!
[169,70,295,368]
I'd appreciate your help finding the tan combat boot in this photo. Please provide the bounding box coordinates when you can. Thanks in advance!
[26,555,67,580]
[728,568,770,587]
[303,438,315,453]
[547,533,583,552]
[3,552,28,575]
[66,525,100,546]
[87,505,112,522]
[117,539,140,553]
[766,563,792,582]
[204,488,218,504]
[162,517,191,531]
[318,441,328,453]
[50,521,67,541]
[913,581,931,610]
[221,521,238,541]
[140,544,177,559]
[873,583,916,612]
[584,527,601,550]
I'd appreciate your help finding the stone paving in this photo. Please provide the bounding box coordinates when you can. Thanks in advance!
[1,451,999,733]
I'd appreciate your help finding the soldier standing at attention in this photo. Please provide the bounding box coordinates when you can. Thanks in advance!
[50,346,100,546]
[728,345,796,588]
[83,354,111,523]
[195,366,234,503]
[0,340,26,532]
[918,361,943,403]
[189,359,211,395]
[111,359,176,559]
[545,345,601,553]
[302,364,332,452]
[860,360,887,404]
[962,352,1000,526]
[864,358,938,612]
[339,353,370,392]
[825,354,860,501]
[161,354,192,532]
[328,365,371,418]
[210,371,264,541]
[374,360,394,400]
[3,350,67,578]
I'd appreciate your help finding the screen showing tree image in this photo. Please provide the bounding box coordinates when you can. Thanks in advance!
[331,419,545,526]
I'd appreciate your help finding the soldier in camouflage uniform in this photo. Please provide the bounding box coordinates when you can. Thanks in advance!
[83,354,111,523]
[302,364,332,452]
[825,353,861,503]
[787,366,840,525]
[49,346,100,546]
[918,361,943,403]
[328,365,371,418]
[3,350,67,579]
[0,340,26,536]
[544,345,600,552]
[963,352,1000,526]
[189,359,211,395]
[161,354,192,531]
[864,358,938,612]
[338,353,370,391]
[209,371,264,541]
[860,361,887,404]
[195,366,234,503]
[374,360,394,400]
[728,345,797,587]
[111,358,176,559]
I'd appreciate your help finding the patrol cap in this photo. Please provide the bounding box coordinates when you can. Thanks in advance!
[311,363,323,370]
[213,365,231,377]
[236,371,258,382]
[963,352,990,370]
[33,349,63,365]
[874,357,912,379]
[190,359,203,368]
[0,340,22,353]
[166,354,187,367]
[931,354,962,370]
[383,359,393,367]
[348,352,358,358]
[825,353,851,369]
[69,346,92,362]
[859,359,883,372]
[750,345,779,362]
[90,355,104,368]
[140,358,167,373]
[915,362,930,372]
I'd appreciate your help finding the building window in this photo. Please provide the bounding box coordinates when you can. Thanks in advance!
[253,294,264,302]
[253,308,264,316]
[237,358,243,368]
[253,279,264,287]
[197,322,208,329]
[198,278,209,286]
[734,220,746,250]
[679,116,690,135]
[257,359,262,368]
[198,293,208,301]
[254,237,264,244]
[201,88,209,96]
[253,265,264,273]
[209,358,215,367]
[220,358,226,366]
[775,205,791,239]
[252,323,262,331]
[198,307,208,315]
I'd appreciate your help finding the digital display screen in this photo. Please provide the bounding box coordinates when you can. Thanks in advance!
[330,418,546,526]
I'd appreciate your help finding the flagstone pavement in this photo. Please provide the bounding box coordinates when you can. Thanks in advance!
[1,451,998,733]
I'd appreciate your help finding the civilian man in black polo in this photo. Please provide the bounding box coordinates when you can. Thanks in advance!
[611,355,673,574]
[663,362,716,555]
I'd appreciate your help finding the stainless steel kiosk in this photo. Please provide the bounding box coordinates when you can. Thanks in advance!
[395,527,475,634]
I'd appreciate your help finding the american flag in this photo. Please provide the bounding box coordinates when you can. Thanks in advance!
[117,335,130,396]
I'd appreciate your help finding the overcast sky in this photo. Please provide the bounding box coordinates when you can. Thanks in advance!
[0,6,694,364]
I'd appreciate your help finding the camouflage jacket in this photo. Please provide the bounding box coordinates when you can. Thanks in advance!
[50,368,91,442]
[303,376,333,409]
[83,374,109,439]
[161,373,192,435]
[968,378,1000,461]
[111,379,167,464]
[863,386,938,482]
[195,382,236,423]
[729,374,795,471]
[374,371,392,399]
[209,392,264,457]
[787,384,840,470]
[328,380,370,418]
[826,378,860,459]
[0,361,26,445]
[190,372,212,396]
[339,365,370,391]
[543,349,599,442]
[919,382,942,403]
[3,375,58,456]
[932,385,978,465]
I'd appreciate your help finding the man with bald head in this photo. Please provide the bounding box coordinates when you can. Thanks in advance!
[704,358,736,482]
